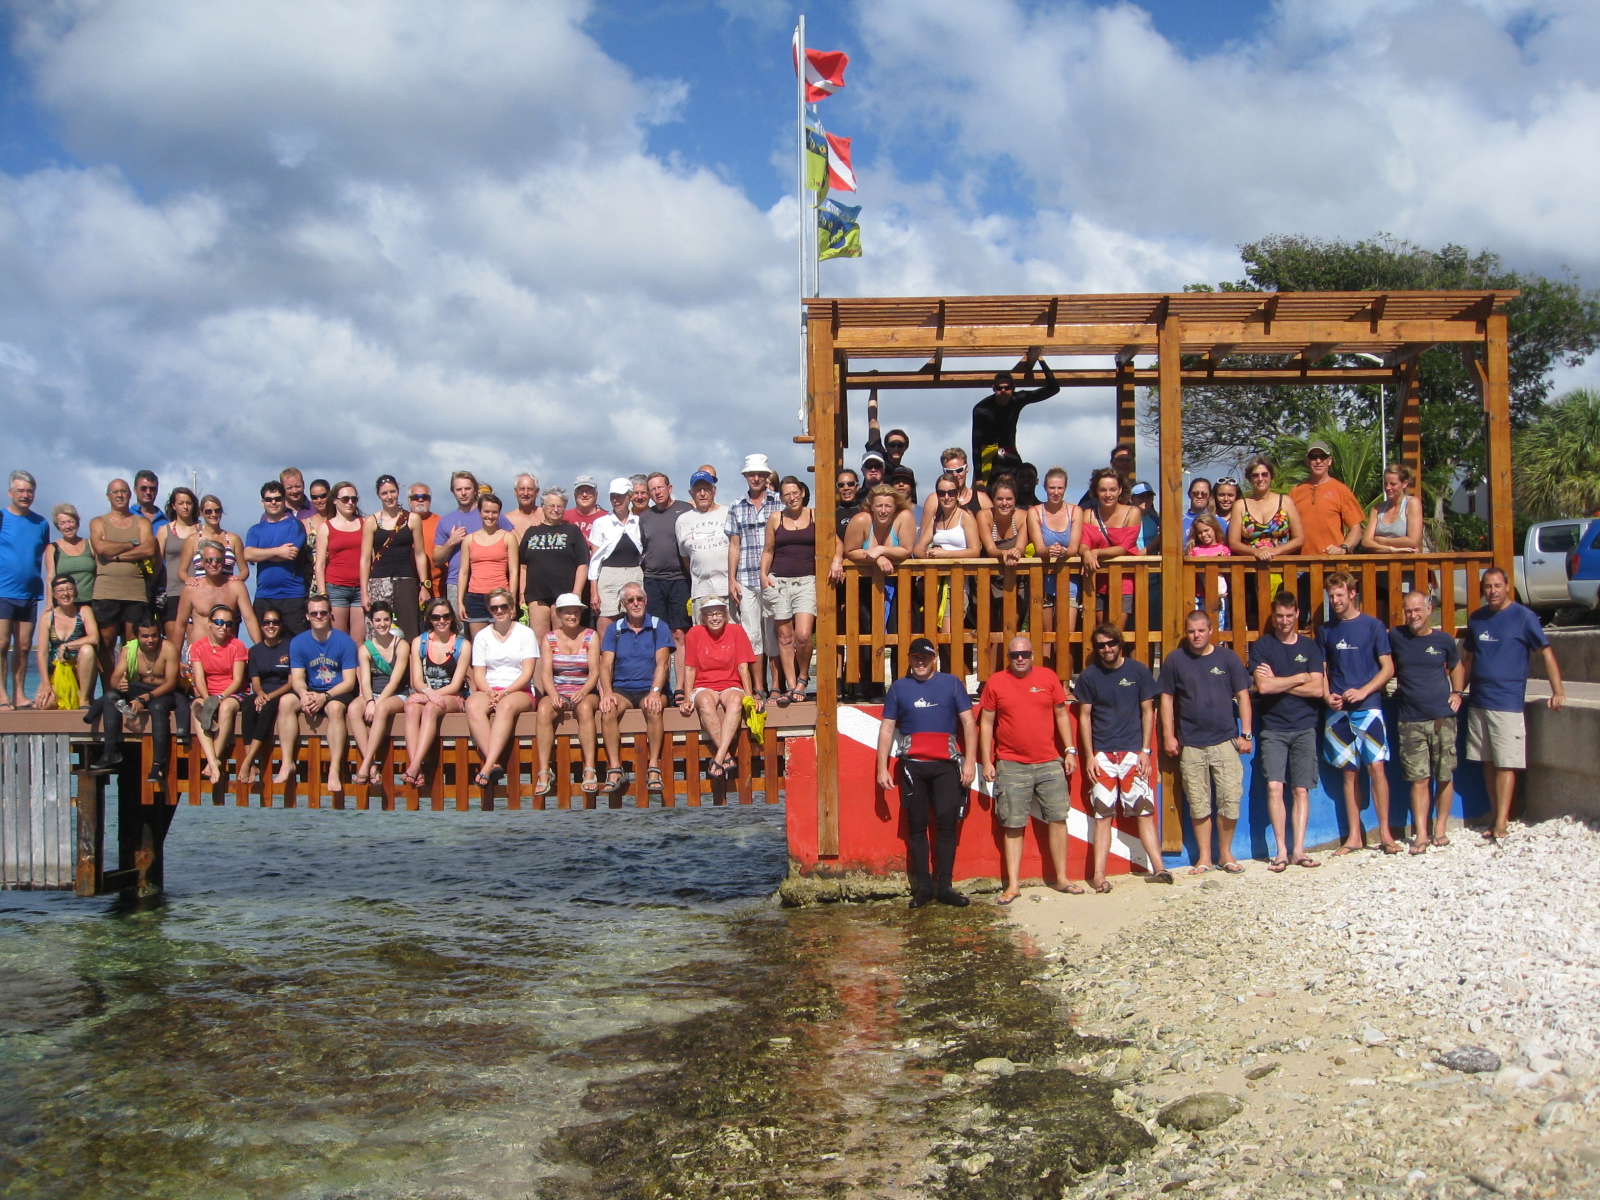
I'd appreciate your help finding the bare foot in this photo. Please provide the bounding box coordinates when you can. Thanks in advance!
[327,778,342,794]
[202,760,219,783]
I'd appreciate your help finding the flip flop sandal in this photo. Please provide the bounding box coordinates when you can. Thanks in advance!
[1050,881,1086,894]
[647,767,664,794]
[199,696,221,734]
[997,892,1020,906]
[1268,859,1289,873]
[1332,845,1361,856]
[790,687,808,704]
[1295,856,1321,868]
[1432,835,1451,847]
[1221,862,1246,874]
[672,690,687,707]
[1187,864,1211,875]
[1409,841,1429,856]
[473,771,493,788]
[1094,879,1114,894]
[1380,842,1402,855]
[707,759,725,779]
[774,691,791,708]
[719,755,738,777]
[1147,870,1175,884]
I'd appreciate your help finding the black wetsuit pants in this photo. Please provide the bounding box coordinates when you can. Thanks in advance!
[86,683,174,770]
[898,758,966,895]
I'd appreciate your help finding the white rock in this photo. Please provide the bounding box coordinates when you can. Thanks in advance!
[973,1057,1016,1076]
[1360,1026,1387,1045]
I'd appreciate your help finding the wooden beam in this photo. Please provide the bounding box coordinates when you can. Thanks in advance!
[1115,345,1140,366]
[809,318,842,859]
[1484,312,1514,580]
[831,319,1487,354]
[1115,359,1138,472]
[1398,358,1423,491]
[1157,316,1185,854]
[845,367,1400,389]
[1383,342,1435,368]
[1299,343,1338,368]
[1205,344,1237,371]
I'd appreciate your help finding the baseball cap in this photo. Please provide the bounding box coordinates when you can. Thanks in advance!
[1306,438,1333,457]
[700,595,729,610]
[890,466,917,485]
[554,592,585,610]
[608,477,633,496]
[1130,481,1154,497]
[861,450,886,469]
[909,637,937,657]
[689,469,717,487]
[573,475,598,492]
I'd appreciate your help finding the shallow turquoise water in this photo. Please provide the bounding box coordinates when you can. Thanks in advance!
[0,803,789,1198]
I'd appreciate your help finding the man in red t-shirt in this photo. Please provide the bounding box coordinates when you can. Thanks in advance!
[677,597,762,780]
[978,635,1080,902]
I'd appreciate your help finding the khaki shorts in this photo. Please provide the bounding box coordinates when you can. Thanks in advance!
[596,567,645,619]
[763,575,817,621]
[735,586,774,657]
[1398,717,1458,782]
[1178,741,1242,821]
[1466,707,1525,770]
[993,759,1070,828]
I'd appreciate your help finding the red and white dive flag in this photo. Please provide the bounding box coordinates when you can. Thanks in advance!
[824,132,855,191]
[793,30,848,102]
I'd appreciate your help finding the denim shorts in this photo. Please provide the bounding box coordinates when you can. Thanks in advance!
[325,583,362,608]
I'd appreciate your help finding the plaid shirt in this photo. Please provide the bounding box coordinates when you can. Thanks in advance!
[724,492,782,587]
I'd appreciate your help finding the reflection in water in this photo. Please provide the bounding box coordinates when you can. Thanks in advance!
[0,805,788,1198]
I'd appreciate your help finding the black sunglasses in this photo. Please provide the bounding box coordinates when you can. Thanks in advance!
[429,612,454,621]
[261,618,283,626]
[936,489,957,498]
[410,493,430,502]
[1093,639,1119,650]
[1008,650,1032,658]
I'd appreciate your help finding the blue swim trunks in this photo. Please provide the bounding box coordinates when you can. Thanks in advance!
[1325,708,1388,768]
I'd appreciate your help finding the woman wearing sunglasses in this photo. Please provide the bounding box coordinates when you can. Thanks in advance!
[189,603,248,784]
[464,587,540,790]
[361,474,431,641]
[400,600,471,786]
[314,481,367,645]
[237,606,293,786]
[178,494,247,583]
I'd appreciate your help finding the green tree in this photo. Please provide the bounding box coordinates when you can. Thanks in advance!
[1142,235,1600,522]
[1513,387,1600,520]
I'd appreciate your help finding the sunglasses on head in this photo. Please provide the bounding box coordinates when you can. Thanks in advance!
[1216,477,1238,488]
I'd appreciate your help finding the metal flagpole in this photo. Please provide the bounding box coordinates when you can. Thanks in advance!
[797,16,808,424]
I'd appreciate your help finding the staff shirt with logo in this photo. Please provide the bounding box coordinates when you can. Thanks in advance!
[882,672,971,736]
[1247,633,1325,732]
[1071,657,1157,754]
[978,667,1068,764]
[1466,602,1548,712]
[1157,644,1251,748]
[1317,612,1391,712]
[1389,625,1461,722]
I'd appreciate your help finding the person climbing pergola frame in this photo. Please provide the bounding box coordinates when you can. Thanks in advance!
[802,289,1519,859]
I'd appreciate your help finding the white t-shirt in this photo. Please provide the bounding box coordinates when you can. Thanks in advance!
[676,505,729,599]
[472,622,541,691]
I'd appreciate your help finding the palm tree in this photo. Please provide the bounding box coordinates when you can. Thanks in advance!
[1514,388,1600,520]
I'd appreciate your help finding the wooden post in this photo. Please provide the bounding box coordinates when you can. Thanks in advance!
[1483,311,1515,579]
[1157,314,1185,854]
[111,753,173,897]
[1116,358,1138,472]
[1397,360,1423,488]
[809,304,842,859]
[74,758,104,897]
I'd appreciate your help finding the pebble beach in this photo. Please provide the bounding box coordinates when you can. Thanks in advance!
[1005,818,1600,1199]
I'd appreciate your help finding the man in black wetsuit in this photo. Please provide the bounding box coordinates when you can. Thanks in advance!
[971,361,1058,488]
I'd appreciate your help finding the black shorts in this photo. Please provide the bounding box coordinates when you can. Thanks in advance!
[255,596,308,638]
[613,687,655,707]
[162,594,183,625]
[93,598,150,629]
[645,577,692,631]
[463,591,491,621]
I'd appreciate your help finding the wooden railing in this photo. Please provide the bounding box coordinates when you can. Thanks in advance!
[1185,552,1494,658]
[837,557,1164,683]
[81,708,813,812]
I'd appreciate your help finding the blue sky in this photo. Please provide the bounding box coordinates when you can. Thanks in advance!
[1,0,1597,519]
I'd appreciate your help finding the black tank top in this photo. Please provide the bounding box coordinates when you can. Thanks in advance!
[370,518,416,579]
[770,518,815,578]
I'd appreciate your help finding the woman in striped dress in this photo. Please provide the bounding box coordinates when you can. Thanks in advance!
[534,594,602,800]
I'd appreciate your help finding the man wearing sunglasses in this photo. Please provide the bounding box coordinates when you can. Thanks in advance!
[971,360,1058,489]
[876,637,978,908]
[175,539,262,649]
[978,636,1080,903]
[1075,624,1171,890]
[246,480,310,636]
[278,595,359,794]
[1290,439,1364,557]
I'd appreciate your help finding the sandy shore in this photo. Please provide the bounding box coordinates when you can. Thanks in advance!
[1004,819,1600,1199]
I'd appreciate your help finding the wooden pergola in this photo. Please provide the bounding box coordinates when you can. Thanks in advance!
[803,290,1517,859]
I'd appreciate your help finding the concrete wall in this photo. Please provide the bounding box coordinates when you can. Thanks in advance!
[1524,681,1600,824]
[1532,629,1600,686]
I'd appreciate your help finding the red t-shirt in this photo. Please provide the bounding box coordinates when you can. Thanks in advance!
[565,507,602,545]
[978,667,1068,763]
[192,637,248,697]
[685,623,755,692]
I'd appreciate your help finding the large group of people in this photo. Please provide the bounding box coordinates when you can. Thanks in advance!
[0,458,824,797]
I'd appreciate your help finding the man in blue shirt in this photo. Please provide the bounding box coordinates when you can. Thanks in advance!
[1463,566,1566,840]
[599,581,674,795]
[875,637,977,908]
[0,469,50,710]
[1249,591,1327,870]
[1317,572,1397,855]
[1389,589,1465,852]
[278,595,359,795]
[245,480,310,636]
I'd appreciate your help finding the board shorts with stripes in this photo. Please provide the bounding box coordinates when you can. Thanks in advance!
[1324,707,1389,768]
[1090,750,1155,818]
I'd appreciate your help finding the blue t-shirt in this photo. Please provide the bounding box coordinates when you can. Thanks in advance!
[0,507,50,601]
[434,510,484,588]
[1072,658,1157,754]
[1157,644,1251,748]
[246,513,308,600]
[288,628,359,693]
[882,672,972,735]
[1317,612,1391,712]
[602,615,674,691]
[1466,602,1548,712]
[1247,633,1325,733]
[1388,626,1461,722]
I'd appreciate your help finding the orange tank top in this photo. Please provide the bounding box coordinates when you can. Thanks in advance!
[467,533,510,594]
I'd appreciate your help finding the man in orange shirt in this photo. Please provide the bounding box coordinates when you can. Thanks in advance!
[1289,440,1365,556]
[408,483,444,597]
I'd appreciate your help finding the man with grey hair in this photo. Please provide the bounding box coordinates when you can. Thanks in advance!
[0,469,50,709]
[89,478,158,676]
[640,471,692,696]
[1389,588,1464,852]
[174,540,261,646]
[507,472,544,540]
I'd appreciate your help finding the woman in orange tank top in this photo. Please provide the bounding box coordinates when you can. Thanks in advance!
[456,494,521,638]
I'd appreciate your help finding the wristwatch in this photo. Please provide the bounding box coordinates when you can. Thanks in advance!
[1064,746,1078,755]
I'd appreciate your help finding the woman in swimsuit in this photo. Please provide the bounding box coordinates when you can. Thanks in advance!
[1079,468,1144,626]
[350,601,411,785]
[981,477,1032,653]
[914,471,981,643]
[843,484,916,578]
[533,594,601,798]
[1227,457,1304,600]
[179,494,248,582]
[1361,464,1423,553]
[1028,466,1083,648]
[361,474,431,641]
[34,575,99,709]
[156,488,201,641]
[401,599,471,786]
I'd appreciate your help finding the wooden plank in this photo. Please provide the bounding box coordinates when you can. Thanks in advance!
[1115,360,1137,471]
[1398,358,1423,488]
[74,764,102,897]
[1483,313,1515,580]
[634,734,651,808]
[850,367,1402,389]
[685,729,703,807]
[1156,314,1185,854]
[306,734,322,809]
[735,734,753,805]
[428,741,445,811]
[810,314,841,857]
[455,736,472,811]
[762,725,780,804]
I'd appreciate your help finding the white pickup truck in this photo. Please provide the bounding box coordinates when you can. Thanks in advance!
[1448,520,1588,622]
